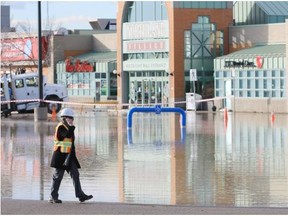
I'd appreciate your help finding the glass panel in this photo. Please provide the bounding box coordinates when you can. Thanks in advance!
[199,1,207,8]
[25,77,38,87]
[207,2,214,8]
[128,1,167,22]
[191,2,199,8]
[192,44,200,57]
[203,47,211,57]
[174,1,183,8]
[15,79,24,88]
[184,30,190,38]
[239,80,243,88]
[263,79,267,89]
[101,80,107,95]
[255,79,259,89]
[184,1,191,8]
[135,1,142,22]
[280,79,284,89]
[203,24,211,30]
[143,1,154,21]
[216,79,220,88]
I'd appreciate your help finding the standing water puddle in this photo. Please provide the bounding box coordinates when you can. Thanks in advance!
[1,111,287,207]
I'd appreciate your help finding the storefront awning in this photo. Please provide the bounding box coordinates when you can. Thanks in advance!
[60,51,116,63]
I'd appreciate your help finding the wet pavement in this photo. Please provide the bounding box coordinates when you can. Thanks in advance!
[1,110,288,208]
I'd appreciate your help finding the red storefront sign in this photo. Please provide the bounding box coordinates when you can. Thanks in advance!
[65,58,94,72]
[1,37,48,62]
[127,40,165,52]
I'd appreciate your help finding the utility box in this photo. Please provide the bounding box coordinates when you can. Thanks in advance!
[186,93,202,110]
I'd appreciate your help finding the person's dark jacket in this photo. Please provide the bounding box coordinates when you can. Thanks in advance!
[50,121,81,169]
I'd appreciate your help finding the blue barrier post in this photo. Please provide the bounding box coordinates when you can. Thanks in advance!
[127,105,186,129]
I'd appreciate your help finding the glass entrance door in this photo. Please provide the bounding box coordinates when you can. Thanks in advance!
[129,72,169,106]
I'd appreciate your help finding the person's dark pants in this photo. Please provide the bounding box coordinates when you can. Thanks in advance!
[51,160,85,199]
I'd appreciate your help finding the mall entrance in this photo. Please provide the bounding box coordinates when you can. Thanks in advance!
[129,71,169,106]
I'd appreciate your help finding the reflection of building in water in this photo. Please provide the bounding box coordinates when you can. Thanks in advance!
[121,112,186,204]
[2,112,287,206]
[76,113,117,155]
[75,113,120,202]
[122,113,173,204]
[214,113,288,206]
[1,121,56,200]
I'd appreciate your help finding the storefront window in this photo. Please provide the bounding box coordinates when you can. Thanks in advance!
[174,1,229,9]
[214,68,286,99]
[184,16,224,95]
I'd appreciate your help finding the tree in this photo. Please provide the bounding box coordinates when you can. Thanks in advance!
[1,9,62,74]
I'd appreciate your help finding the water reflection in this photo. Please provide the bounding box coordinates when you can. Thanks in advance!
[1,112,287,207]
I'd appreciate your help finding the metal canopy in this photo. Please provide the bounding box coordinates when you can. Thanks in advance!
[217,44,286,59]
[257,1,288,16]
[60,51,116,63]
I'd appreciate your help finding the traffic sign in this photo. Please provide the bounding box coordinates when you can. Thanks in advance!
[190,69,197,81]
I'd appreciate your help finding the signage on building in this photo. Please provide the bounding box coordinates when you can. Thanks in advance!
[123,20,169,40]
[65,58,95,72]
[123,59,168,71]
[1,37,48,61]
[189,69,197,81]
[256,56,264,68]
[123,39,169,53]
[224,59,255,68]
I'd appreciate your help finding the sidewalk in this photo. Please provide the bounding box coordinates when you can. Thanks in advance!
[1,198,288,215]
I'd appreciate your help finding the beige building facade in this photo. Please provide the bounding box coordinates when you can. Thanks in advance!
[214,21,288,113]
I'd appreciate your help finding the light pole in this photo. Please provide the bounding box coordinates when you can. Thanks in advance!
[34,1,47,121]
[9,63,12,80]
[38,1,44,108]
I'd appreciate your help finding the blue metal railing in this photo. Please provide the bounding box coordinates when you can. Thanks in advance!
[127,105,186,145]
[127,105,186,129]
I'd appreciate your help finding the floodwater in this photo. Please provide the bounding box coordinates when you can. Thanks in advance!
[1,110,288,207]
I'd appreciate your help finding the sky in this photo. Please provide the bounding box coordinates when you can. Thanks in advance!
[3,1,118,31]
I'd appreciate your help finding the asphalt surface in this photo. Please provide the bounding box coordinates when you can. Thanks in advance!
[1,198,288,215]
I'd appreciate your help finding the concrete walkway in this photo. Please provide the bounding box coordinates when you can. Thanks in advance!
[1,198,288,215]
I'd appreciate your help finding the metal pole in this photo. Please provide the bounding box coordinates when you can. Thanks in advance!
[38,1,44,107]
[193,80,196,111]
[9,63,12,78]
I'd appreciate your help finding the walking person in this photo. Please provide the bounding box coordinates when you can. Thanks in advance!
[49,108,93,203]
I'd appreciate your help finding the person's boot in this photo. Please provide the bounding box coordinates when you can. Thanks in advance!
[79,194,93,203]
[49,197,62,203]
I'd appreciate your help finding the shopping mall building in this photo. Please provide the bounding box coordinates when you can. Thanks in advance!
[116,1,288,112]
[1,1,288,113]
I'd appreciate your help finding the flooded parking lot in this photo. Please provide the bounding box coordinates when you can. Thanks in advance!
[1,110,288,207]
